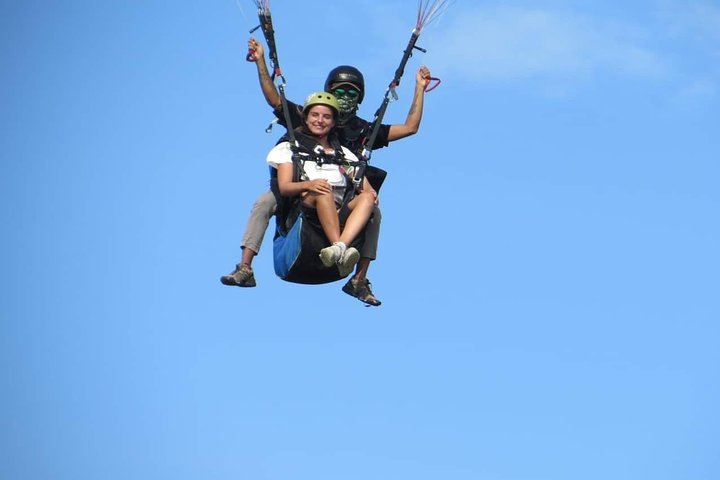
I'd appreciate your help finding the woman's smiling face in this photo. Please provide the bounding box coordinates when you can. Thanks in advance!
[305,104,335,137]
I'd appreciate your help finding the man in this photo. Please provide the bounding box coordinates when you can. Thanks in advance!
[221,37,431,306]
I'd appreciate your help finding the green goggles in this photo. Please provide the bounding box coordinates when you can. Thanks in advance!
[332,87,360,99]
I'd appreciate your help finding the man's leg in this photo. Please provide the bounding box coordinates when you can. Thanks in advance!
[221,190,277,287]
[342,205,382,306]
[240,190,277,264]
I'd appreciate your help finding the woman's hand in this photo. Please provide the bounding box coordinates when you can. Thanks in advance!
[305,179,333,195]
[361,180,379,205]
[368,188,378,205]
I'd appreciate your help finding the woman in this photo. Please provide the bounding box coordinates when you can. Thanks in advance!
[267,92,377,277]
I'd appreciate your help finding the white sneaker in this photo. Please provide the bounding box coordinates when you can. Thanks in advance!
[319,244,343,267]
[337,247,360,277]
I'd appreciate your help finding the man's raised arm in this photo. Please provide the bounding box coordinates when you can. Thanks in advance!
[247,37,281,109]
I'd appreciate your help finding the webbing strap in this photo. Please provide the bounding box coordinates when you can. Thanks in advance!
[356,30,423,187]
[255,10,298,154]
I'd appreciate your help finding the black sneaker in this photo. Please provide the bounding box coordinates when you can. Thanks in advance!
[220,263,256,287]
[342,277,381,306]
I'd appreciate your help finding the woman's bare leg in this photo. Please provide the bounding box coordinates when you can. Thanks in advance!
[304,192,340,243]
[339,192,375,245]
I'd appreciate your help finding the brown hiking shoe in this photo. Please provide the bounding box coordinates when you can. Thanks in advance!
[342,277,381,306]
[220,263,256,287]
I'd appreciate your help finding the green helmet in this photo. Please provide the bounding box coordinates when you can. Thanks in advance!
[302,92,340,117]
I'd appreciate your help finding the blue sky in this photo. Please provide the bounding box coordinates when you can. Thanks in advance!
[2,1,719,479]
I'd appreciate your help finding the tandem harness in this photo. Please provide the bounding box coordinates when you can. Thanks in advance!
[270,131,368,285]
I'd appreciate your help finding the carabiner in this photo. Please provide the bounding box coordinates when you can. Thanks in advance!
[389,85,399,102]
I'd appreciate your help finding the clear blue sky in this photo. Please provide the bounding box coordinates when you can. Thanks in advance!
[2,1,719,479]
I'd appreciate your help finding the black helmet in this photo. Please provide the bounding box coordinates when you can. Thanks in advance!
[324,65,365,103]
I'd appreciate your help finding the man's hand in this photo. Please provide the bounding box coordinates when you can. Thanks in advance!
[247,37,265,62]
[416,65,431,88]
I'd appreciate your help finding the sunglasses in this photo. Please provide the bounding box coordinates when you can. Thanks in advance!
[332,87,360,99]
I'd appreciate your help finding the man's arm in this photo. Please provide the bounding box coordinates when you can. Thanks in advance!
[387,65,431,142]
[248,37,281,109]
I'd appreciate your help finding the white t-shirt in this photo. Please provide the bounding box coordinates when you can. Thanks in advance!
[267,141,360,204]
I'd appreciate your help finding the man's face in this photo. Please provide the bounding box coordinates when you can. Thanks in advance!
[330,83,361,120]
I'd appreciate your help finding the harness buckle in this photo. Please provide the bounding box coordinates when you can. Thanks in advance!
[352,162,367,192]
[312,145,326,166]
